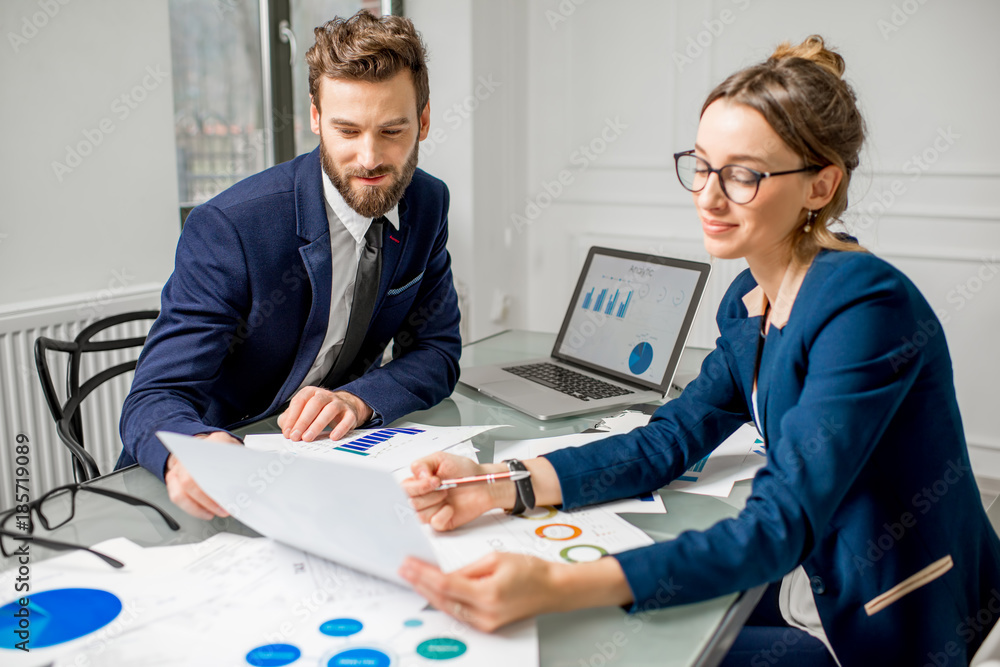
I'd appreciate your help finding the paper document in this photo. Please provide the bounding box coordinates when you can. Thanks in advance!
[159,431,439,585]
[592,409,655,434]
[1,533,538,666]
[246,423,507,471]
[665,422,766,497]
[431,504,654,572]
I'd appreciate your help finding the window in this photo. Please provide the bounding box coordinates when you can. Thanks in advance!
[168,0,391,219]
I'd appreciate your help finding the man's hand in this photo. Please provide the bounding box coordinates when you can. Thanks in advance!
[164,431,238,520]
[277,387,374,441]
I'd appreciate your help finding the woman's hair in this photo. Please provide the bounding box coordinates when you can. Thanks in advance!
[702,35,867,262]
[306,11,429,116]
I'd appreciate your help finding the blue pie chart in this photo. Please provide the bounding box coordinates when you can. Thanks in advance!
[628,342,654,375]
[0,588,122,649]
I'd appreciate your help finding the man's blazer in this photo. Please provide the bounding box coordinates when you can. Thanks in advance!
[118,148,461,479]
[544,249,1000,665]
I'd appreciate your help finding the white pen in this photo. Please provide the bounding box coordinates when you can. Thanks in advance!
[434,469,531,491]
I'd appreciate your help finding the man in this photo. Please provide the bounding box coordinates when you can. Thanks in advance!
[118,11,461,520]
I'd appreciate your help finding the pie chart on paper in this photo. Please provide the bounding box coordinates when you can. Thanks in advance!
[628,342,654,375]
[0,588,122,649]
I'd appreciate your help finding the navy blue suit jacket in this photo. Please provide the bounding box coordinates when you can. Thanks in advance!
[118,149,461,479]
[545,250,1000,665]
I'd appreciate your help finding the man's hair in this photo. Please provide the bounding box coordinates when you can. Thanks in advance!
[306,11,429,115]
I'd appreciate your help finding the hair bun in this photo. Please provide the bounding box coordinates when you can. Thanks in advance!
[769,35,845,79]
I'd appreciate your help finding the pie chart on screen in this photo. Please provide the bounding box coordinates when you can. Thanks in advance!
[0,588,122,649]
[628,342,654,375]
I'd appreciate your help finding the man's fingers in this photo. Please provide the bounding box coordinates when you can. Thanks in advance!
[280,388,314,437]
[328,409,358,440]
[187,482,229,518]
[302,402,343,441]
[289,396,332,441]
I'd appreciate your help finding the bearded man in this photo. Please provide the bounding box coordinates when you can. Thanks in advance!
[118,11,461,519]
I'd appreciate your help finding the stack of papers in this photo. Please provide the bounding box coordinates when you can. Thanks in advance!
[0,534,538,666]
[495,422,766,500]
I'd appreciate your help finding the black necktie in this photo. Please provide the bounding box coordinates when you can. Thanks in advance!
[319,216,385,389]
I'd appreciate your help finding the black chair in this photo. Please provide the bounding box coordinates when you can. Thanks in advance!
[34,310,159,482]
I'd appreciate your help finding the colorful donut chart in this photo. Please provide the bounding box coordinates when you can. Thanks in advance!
[535,523,583,541]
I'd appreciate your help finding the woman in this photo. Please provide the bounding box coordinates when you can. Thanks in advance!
[400,36,1000,666]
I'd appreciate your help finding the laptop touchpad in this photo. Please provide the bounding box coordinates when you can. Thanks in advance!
[481,379,552,400]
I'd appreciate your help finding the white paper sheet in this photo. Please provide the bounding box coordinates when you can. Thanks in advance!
[158,431,440,585]
[665,423,766,497]
[1,534,539,666]
[591,409,655,434]
[246,423,508,471]
[430,503,654,572]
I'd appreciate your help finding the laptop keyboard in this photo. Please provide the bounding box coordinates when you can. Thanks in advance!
[502,362,634,401]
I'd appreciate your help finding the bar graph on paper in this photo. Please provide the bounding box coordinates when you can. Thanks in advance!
[335,428,424,456]
[581,287,633,319]
[243,424,509,471]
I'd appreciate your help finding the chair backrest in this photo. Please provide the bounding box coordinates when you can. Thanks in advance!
[34,310,159,482]
[971,495,1000,666]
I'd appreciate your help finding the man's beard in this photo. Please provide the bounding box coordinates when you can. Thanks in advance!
[321,134,419,219]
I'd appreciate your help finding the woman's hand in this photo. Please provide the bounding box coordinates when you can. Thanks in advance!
[399,553,562,632]
[399,552,634,632]
[401,453,513,531]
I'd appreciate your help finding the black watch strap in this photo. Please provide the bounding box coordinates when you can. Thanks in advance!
[503,459,535,515]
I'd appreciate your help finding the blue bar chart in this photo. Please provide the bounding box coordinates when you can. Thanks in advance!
[335,428,425,456]
[581,286,633,320]
[616,290,632,318]
[604,289,619,315]
[593,288,607,312]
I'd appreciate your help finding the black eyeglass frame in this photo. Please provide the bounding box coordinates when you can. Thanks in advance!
[0,483,180,568]
[673,150,822,204]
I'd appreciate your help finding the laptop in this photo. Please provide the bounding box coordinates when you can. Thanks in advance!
[460,247,712,420]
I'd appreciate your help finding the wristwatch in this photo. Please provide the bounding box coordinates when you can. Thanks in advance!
[502,459,535,515]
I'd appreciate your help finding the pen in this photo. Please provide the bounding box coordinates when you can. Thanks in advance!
[434,470,531,491]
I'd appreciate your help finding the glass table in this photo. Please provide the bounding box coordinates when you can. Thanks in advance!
[2,330,760,666]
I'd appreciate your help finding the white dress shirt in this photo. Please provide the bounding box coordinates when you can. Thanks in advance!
[295,170,399,392]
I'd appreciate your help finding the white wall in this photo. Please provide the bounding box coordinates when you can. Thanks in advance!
[407,0,529,342]
[0,0,178,317]
[519,0,1000,472]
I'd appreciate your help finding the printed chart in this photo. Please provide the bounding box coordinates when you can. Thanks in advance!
[246,424,507,471]
[666,423,767,497]
[238,595,536,667]
[0,534,539,666]
[430,503,654,572]
[0,588,122,649]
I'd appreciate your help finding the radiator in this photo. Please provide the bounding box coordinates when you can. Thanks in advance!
[0,294,158,508]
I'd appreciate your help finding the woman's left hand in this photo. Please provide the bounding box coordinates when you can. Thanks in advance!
[399,552,562,632]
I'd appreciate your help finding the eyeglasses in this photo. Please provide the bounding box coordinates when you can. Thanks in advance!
[0,484,180,568]
[673,150,821,204]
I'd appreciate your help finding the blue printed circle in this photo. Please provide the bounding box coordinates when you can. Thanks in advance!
[320,617,364,637]
[0,588,122,649]
[403,618,423,628]
[246,643,301,666]
[328,647,392,667]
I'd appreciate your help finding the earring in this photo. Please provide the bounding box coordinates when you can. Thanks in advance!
[803,210,817,233]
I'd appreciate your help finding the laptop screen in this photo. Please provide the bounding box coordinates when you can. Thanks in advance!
[552,248,711,392]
